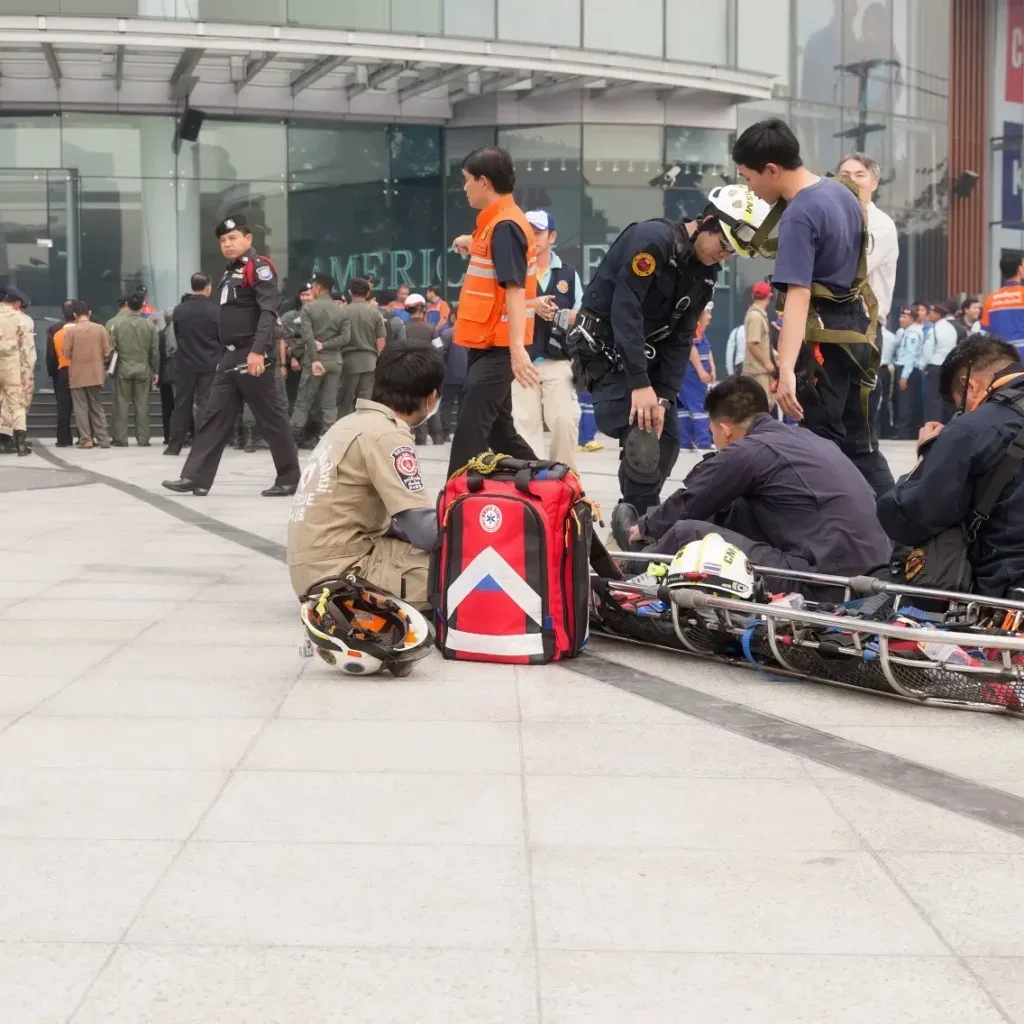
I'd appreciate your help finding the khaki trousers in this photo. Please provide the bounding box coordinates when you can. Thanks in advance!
[512,358,580,471]
[748,372,777,410]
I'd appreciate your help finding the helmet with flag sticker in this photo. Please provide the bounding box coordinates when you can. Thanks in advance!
[706,184,774,258]
[665,533,755,600]
[299,575,431,677]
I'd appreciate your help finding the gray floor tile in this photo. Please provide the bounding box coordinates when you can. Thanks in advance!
[0,676,69,715]
[532,848,945,954]
[0,839,178,941]
[89,644,304,681]
[73,946,537,1024]
[967,959,1024,1023]
[817,723,1024,782]
[0,768,226,839]
[278,676,519,721]
[1,643,119,678]
[882,853,1024,955]
[4,599,174,622]
[816,775,1024,853]
[244,720,522,774]
[36,581,207,602]
[0,942,113,1024]
[522,721,806,778]
[35,675,296,718]
[516,668,682,723]
[197,771,524,844]
[128,842,532,948]
[540,952,1008,1024]
[0,620,146,644]
[0,717,263,770]
[527,777,859,850]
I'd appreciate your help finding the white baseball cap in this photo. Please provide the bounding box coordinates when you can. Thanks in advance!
[404,293,426,307]
[525,210,555,232]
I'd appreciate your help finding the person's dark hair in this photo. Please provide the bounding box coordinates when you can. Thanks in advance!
[999,253,1024,281]
[117,296,130,309]
[372,346,445,414]
[377,288,396,306]
[62,299,77,322]
[462,145,516,194]
[191,272,210,292]
[427,283,442,298]
[939,333,1023,402]
[331,288,346,302]
[349,276,371,299]
[68,299,89,319]
[731,118,803,173]
[704,375,771,422]
[960,295,980,314]
[127,293,144,312]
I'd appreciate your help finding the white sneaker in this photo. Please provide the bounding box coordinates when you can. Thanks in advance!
[626,564,668,588]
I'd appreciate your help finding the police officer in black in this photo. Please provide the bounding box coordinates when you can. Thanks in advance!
[163,214,300,497]
[573,199,737,525]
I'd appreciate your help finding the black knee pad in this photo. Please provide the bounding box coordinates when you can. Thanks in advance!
[621,426,663,485]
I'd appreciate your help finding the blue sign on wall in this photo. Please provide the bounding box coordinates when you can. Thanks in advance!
[1002,121,1024,227]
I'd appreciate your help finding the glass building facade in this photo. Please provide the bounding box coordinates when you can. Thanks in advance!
[0,0,955,386]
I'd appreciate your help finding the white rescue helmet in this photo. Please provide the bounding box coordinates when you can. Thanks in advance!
[666,533,756,600]
[300,576,431,677]
[706,184,774,258]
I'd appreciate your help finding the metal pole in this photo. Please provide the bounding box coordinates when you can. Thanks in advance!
[65,169,79,300]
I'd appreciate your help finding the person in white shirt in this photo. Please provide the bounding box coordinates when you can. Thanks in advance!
[919,299,960,423]
[893,306,925,439]
[837,153,899,325]
[725,322,746,375]
[875,317,898,439]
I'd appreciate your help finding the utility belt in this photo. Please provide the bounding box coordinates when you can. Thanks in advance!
[570,310,671,390]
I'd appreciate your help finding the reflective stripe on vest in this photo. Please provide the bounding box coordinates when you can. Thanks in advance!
[454,194,538,349]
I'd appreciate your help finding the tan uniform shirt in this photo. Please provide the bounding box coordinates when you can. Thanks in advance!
[742,305,773,376]
[287,399,431,592]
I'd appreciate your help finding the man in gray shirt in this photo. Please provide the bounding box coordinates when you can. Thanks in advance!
[338,277,386,419]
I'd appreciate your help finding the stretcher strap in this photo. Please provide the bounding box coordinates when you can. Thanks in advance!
[741,623,796,683]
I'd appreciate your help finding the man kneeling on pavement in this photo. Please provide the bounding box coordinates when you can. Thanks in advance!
[877,334,1024,597]
[616,376,892,590]
[286,347,444,609]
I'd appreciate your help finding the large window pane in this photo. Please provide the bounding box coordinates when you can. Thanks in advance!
[667,0,728,64]
[787,102,843,174]
[498,125,582,190]
[60,0,137,12]
[289,124,389,186]
[197,0,285,22]
[583,125,663,187]
[0,116,62,170]
[287,0,388,29]
[664,127,733,194]
[444,0,496,39]
[737,0,790,84]
[61,114,176,180]
[583,0,663,57]
[391,125,442,181]
[189,121,287,183]
[796,0,846,103]
[582,187,663,282]
[391,0,443,33]
[892,0,949,121]
[497,0,580,46]
[201,183,289,283]
[444,126,496,187]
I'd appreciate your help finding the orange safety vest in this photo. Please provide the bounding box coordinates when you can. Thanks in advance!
[53,326,70,370]
[454,194,537,350]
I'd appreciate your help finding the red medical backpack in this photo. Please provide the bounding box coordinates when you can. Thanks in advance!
[430,454,595,663]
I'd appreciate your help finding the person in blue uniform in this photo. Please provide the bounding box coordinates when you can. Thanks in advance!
[679,302,717,449]
[877,334,1024,597]
[573,190,756,525]
[163,214,299,497]
[619,376,892,592]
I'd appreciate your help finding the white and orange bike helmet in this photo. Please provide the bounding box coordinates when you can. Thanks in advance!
[300,575,431,677]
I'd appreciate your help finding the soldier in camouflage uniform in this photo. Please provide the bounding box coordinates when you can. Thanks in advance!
[0,286,37,457]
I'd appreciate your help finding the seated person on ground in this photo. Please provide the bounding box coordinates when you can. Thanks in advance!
[620,376,892,585]
[286,347,444,608]
[876,334,1024,597]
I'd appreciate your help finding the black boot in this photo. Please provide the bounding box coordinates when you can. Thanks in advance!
[0,434,14,455]
[244,426,256,453]
[234,426,245,450]
[610,502,643,552]
[14,430,30,457]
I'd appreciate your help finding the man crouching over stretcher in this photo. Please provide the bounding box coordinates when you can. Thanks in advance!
[287,347,444,608]
[614,376,892,588]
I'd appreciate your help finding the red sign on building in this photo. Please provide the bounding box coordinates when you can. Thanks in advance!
[1009,0,1024,102]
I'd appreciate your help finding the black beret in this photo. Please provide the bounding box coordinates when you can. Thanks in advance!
[311,272,334,290]
[215,214,250,238]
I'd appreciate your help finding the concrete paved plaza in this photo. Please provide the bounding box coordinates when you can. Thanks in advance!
[1,432,1023,1023]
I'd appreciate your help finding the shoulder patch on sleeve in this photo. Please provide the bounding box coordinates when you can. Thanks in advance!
[631,252,656,278]
[257,264,274,282]
[391,445,424,492]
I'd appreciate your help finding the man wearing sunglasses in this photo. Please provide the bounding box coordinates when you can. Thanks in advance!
[576,186,765,543]
[877,334,1024,597]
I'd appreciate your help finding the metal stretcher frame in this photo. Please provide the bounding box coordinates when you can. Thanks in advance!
[590,553,1024,716]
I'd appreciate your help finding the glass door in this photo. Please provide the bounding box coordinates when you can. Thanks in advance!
[0,168,78,391]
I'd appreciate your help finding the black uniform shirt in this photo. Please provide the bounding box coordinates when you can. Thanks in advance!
[172,293,221,374]
[491,222,528,288]
[580,219,719,394]
[216,247,280,357]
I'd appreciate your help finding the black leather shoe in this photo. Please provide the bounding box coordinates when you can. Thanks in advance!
[610,502,642,552]
[162,478,209,496]
[163,446,181,456]
[110,440,129,447]
[261,483,298,497]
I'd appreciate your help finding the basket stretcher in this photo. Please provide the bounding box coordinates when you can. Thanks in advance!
[590,553,1024,716]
